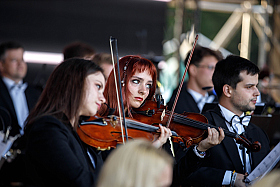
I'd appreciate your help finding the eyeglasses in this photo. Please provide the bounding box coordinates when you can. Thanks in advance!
[195,64,215,71]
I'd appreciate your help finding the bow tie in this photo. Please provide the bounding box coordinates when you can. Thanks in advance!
[230,115,251,134]
[10,82,28,91]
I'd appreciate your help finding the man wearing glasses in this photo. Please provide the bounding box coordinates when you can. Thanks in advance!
[168,45,223,114]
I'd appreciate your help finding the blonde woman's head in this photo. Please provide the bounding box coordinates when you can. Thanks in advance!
[97,139,174,187]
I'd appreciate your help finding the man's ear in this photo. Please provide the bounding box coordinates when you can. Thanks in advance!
[223,84,232,98]
[188,64,197,76]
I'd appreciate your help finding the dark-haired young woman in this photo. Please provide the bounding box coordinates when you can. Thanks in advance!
[24,58,106,187]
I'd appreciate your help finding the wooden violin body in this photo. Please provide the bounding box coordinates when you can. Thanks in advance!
[132,100,208,148]
[77,115,185,150]
[77,115,155,150]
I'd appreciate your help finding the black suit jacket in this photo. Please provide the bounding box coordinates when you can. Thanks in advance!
[167,82,218,114]
[25,115,102,187]
[0,77,42,185]
[0,77,41,136]
[185,105,270,186]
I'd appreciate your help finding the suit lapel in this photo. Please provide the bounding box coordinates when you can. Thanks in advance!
[245,123,263,169]
[183,82,200,113]
[25,87,33,110]
[0,78,17,118]
[211,106,244,172]
[186,91,200,113]
[0,78,21,136]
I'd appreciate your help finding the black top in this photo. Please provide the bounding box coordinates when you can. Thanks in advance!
[25,115,102,187]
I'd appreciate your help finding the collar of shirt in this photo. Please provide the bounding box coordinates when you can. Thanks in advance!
[2,77,24,91]
[218,105,251,174]
[218,104,246,126]
[188,88,209,103]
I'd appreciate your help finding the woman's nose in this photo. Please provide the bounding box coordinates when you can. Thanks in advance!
[100,93,106,103]
[138,83,147,95]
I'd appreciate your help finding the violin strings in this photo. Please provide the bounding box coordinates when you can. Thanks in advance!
[125,119,177,136]
[165,111,209,129]
[165,111,236,138]
[126,119,158,132]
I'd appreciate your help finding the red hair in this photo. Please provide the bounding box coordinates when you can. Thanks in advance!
[100,55,157,117]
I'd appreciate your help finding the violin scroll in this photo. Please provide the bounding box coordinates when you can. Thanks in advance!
[251,141,262,152]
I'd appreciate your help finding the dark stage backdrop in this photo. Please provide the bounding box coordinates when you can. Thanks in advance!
[0,0,167,56]
[0,0,167,88]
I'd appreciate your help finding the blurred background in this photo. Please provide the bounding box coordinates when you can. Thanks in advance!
[1,0,279,102]
[2,0,280,146]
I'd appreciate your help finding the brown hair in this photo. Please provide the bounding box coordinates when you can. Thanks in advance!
[185,45,223,67]
[0,41,24,60]
[91,53,114,66]
[100,55,157,117]
[25,58,103,130]
[63,41,95,60]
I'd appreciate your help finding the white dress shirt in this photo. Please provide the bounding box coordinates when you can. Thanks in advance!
[218,104,251,185]
[2,77,28,135]
[188,89,215,113]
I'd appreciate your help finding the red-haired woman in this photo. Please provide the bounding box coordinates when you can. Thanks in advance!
[99,55,171,147]
[99,55,225,185]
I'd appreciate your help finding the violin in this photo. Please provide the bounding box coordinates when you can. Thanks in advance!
[77,115,184,150]
[132,99,261,152]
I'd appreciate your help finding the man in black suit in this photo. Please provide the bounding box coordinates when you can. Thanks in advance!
[185,55,270,187]
[0,41,42,186]
[168,46,223,114]
[167,46,223,175]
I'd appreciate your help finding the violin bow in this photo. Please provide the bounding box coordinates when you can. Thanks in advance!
[109,36,129,142]
[166,34,199,128]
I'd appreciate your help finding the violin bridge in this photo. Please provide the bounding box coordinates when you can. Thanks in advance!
[161,109,165,121]
[112,121,117,128]
[109,115,117,128]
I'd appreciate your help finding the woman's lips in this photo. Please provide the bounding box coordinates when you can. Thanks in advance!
[96,103,101,110]
[135,97,143,101]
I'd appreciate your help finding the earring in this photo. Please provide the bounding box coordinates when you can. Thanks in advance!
[121,57,131,87]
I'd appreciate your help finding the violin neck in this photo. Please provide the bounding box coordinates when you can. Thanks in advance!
[173,115,238,139]
[126,119,178,137]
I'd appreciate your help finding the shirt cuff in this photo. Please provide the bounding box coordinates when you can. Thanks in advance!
[193,145,206,158]
[222,170,232,185]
